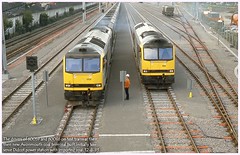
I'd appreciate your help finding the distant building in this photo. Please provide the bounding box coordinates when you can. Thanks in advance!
[3,2,94,35]
[40,2,56,10]
[40,2,56,7]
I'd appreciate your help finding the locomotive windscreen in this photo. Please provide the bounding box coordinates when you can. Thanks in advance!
[65,57,100,73]
[159,48,173,60]
[144,47,173,60]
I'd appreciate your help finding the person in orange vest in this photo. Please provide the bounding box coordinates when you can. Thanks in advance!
[124,74,130,100]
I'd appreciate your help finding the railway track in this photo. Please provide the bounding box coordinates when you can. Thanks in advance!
[2,102,103,153]
[126,5,206,153]
[52,102,102,153]
[2,13,102,130]
[6,6,99,62]
[176,7,238,99]
[52,4,119,152]
[127,3,238,152]
[176,7,238,145]
[143,86,211,153]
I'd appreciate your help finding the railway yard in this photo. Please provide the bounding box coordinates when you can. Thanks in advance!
[2,2,238,153]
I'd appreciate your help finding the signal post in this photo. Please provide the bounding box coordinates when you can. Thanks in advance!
[26,56,39,125]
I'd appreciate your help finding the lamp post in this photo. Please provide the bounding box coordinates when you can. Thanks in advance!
[217,19,223,45]
[2,21,10,80]
[99,2,101,13]
[82,2,86,23]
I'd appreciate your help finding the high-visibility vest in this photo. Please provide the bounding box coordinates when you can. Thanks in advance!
[124,78,130,88]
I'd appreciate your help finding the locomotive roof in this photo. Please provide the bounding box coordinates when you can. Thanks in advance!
[95,17,112,27]
[134,22,170,45]
[66,50,100,58]
[69,26,112,57]
[93,3,119,30]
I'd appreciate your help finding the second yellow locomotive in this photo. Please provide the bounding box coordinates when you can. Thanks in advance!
[132,22,175,88]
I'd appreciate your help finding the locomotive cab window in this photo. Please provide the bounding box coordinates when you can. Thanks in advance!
[159,48,173,60]
[143,47,173,60]
[144,48,158,60]
[83,58,100,72]
[65,57,100,73]
[66,58,82,72]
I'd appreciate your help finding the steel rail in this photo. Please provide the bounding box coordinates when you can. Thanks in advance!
[83,106,98,153]
[167,88,200,153]
[145,88,167,153]
[145,86,200,153]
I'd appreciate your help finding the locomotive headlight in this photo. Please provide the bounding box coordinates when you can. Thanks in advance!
[65,84,72,87]
[169,70,174,73]
[96,84,102,87]
[143,70,148,73]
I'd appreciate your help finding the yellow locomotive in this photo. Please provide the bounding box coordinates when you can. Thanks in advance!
[132,22,175,88]
[63,4,119,104]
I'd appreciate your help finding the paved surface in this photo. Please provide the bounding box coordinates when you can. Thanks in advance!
[97,4,153,152]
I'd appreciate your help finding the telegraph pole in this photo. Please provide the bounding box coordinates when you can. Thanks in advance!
[82,2,86,23]
[99,2,101,13]
[196,2,199,21]
[2,20,10,80]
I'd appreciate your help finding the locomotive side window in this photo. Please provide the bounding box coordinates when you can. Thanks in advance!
[144,48,158,60]
[66,58,82,72]
[159,48,173,60]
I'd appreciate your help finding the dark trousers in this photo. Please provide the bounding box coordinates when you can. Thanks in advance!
[125,88,129,100]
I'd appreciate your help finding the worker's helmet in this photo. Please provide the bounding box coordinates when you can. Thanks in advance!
[126,74,130,77]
